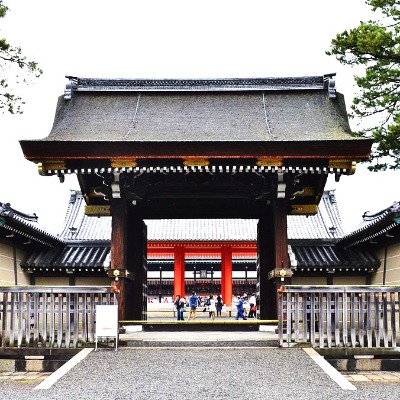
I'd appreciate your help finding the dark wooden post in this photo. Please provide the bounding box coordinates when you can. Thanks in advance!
[258,199,291,320]
[110,199,127,321]
[126,207,147,321]
[110,200,147,321]
[257,209,274,320]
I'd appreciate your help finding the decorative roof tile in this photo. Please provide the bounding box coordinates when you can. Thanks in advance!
[65,76,330,93]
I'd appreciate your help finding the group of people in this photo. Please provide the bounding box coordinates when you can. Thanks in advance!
[203,294,224,319]
[174,292,224,321]
[174,292,257,321]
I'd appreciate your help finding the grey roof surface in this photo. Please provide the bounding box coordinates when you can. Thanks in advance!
[58,190,344,242]
[46,90,352,143]
[292,244,379,269]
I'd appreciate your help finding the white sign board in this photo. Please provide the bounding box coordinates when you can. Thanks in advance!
[95,304,119,351]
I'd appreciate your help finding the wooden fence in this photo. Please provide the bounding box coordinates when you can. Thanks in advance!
[278,286,400,348]
[0,286,116,348]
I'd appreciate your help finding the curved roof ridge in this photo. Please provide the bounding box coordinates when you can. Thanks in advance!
[0,202,39,222]
[361,201,400,222]
[64,75,334,94]
[0,202,63,246]
[338,201,400,246]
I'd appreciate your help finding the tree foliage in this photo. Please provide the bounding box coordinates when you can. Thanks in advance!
[327,0,400,171]
[0,0,42,114]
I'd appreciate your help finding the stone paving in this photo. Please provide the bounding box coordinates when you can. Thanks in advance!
[0,371,51,381]
[1,368,399,384]
[343,371,400,382]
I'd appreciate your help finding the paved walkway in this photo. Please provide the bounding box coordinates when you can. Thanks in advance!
[2,370,399,384]
[0,371,51,382]
[0,328,399,386]
[343,371,400,382]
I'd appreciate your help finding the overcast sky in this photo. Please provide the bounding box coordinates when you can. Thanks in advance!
[1,0,400,234]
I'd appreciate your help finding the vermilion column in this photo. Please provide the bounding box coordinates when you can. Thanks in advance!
[221,245,233,306]
[174,246,186,298]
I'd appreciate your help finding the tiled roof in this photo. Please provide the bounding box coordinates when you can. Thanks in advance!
[20,188,379,272]
[291,243,379,270]
[58,189,344,242]
[47,90,352,144]
[338,202,400,247]
[31,74,366,145]
[21,243,109,270]
[21,242,379,272]
[0,202,64,247]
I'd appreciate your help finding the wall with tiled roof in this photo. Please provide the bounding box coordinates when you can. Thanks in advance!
[58,189,344,242]
[21,189,381,272]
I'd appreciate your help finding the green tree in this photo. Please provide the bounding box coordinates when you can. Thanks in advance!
[0,0,42,114]
[327,0,400,171]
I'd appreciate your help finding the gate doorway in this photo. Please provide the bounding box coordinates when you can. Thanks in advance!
[114,195,291,322]
[146,218,258,311]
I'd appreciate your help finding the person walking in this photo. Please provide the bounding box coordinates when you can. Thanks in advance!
[216,294,223,317]
[235,296,247,320]
[208,295,216,320]
[188,292,199,320]
[204,296,211,316]
[174,294,184,321]
[248,293,257,318]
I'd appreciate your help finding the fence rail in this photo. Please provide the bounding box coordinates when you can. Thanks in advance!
[278,286,400,348]
[0,286,116,348]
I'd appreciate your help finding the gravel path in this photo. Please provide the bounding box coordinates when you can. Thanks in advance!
[0,347,399,400]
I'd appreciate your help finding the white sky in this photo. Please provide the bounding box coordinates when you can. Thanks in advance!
[1,0,400,234]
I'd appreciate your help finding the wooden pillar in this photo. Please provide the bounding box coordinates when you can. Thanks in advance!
[273,199,289,272]
[174,246,186,298]
[110,199,127,321]
[258,211,274,320]
[126,207,147,321]
[258,199,291,320]
[221,245,233,306]
[110,199,147,321]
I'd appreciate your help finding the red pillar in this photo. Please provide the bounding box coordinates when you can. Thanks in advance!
[174,246,186,298]
[221,245,232,306]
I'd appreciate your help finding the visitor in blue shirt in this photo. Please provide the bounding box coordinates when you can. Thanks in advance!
[235,296,247,320]
[188,292,199,320]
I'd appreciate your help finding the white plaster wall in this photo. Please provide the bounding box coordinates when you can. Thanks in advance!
[0,242,30,285]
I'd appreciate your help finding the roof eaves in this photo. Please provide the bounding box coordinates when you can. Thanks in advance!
[338,205,400,247]
[0,203,64,247]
